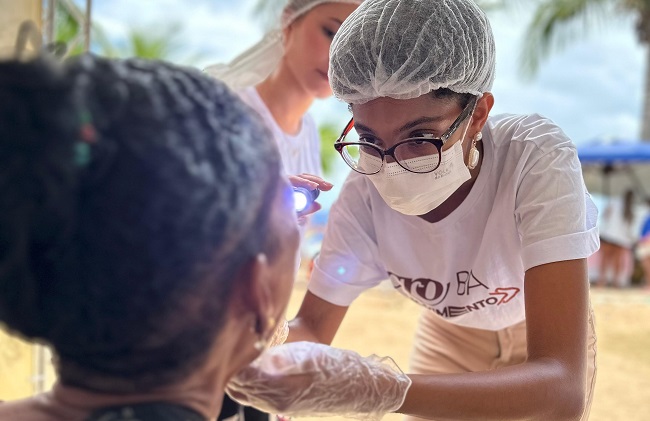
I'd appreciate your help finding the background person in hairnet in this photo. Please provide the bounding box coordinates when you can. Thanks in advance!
[206,2,362,420]
[226,0,599,420]
[206,0,362,224]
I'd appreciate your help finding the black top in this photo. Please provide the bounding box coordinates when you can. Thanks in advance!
[85,402,206,421]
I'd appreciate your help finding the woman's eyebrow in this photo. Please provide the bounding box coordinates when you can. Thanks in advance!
[329,18,344,25]
[354,116,446,136]
[397,116,445,133]
[353,122,376,134]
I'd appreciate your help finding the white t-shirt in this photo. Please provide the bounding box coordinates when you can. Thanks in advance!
[598,199,645,248]
[237,87,322,177]
[309,113,600,331]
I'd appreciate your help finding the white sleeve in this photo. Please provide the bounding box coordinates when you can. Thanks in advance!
[515,145,600,271]
[308,173,387,306]
[311,122,323,178]
[305,115,323,178]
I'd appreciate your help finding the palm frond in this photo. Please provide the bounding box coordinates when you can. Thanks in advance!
[519,0,616,79]
[114,23,204,64]
[52,0,114,57]
[318,123,341,176]
[128,27,174,60]
[53,1,82,55]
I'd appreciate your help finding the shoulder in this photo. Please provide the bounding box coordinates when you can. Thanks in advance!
[0,396,60,421]
[332,171,375,213]
[302,112,317,128]
[235,87,262,111]
[235,86,256,100]
[234,88,278,138]
[298,113,322,155]
[487,113,574,153]
[341,170,372,193]
[485,113,578,172]
[301,113,319,138]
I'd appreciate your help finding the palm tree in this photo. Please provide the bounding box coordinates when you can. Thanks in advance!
[101,23,203,65]
[50,0,102,57]
[52,1,201,64]
[517,0,650,141]
[318,123,343,176]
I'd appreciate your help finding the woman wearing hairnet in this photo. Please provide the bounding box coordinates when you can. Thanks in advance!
[227,0,598,420]
[205,0,363,218]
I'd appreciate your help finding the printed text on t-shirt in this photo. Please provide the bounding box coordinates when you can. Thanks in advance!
[388,270,520,318]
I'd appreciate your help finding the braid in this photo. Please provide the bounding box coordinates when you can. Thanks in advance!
[0,55,282,392]
[0,56,79,338]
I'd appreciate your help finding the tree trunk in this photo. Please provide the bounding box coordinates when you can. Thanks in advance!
[641,45,650,141]
[638,8,650,142]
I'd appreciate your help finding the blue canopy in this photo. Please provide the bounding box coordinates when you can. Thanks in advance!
[578,141,650,165]
[578,141,650,197]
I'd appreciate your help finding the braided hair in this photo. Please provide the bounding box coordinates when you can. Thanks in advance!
[0,54,282,392]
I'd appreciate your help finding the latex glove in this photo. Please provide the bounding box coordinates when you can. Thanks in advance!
[227,341,412,421]
[268,319,289,348]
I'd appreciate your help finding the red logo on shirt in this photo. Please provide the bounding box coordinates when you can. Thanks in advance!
[489,287,520,304]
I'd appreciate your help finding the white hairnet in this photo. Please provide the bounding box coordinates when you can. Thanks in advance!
[205,0,363,91]
[329,0,496,104]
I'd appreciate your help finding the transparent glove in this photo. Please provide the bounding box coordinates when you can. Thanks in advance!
[227,341,412,421]
[268,319,289,348]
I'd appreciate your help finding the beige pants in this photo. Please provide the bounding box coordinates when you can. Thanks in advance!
[405,309,597,421]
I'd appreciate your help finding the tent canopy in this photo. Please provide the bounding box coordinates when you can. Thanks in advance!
[578,140,650,199]
[578,141,650,165]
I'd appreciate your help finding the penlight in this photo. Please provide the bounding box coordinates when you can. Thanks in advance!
[293,187,320,213]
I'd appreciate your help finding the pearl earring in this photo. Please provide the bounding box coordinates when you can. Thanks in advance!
[254,338,268,351]
[251,315,276,352]
[468,132,482,170]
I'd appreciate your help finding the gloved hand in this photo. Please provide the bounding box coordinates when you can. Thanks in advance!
[227,341,412,421]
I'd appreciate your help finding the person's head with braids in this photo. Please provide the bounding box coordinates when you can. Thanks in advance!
[0,54,299,421]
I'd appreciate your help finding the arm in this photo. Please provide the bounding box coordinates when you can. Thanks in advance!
[288,172,383,344]
[287,291,348,344]
[231,261,590,421]
[230,123,597,421]
[399,258,589,421]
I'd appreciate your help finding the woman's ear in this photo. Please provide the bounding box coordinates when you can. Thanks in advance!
[235,253,275,338]
[282,23,295,48]
[471,92,494,134]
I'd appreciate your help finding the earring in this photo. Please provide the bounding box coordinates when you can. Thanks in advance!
[251,315,276,352]
[468,132,482,170]
[254,338,268,352]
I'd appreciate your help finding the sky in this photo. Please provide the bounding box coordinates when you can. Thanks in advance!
[88,0,647,147]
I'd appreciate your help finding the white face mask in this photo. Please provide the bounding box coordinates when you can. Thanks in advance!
[367,137,471,216]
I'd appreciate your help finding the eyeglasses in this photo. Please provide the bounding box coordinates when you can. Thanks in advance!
[333,96,478,175]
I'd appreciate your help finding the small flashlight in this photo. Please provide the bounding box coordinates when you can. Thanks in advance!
[293,187,320,213]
